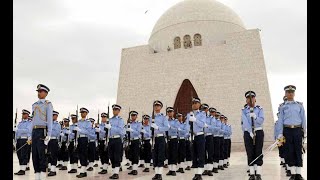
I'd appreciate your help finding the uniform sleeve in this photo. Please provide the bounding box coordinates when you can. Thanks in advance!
[158,116,170,132]
[180,123,188,134]
[132,123,141,137]
[87,128,96,139]
[277,106,284,137]
[194,113,205,128]
[255,108,265,126]
[46,103,53,137]
[241,109,251,133]
[300,105,307,136]
[229,125,232,136]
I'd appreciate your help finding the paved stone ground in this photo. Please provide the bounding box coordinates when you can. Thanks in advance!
[13,150,307,180]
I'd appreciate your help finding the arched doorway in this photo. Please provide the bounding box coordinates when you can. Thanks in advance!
[173,79,199,117]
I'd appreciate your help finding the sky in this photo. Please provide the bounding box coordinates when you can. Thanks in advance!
[13,0,307,125]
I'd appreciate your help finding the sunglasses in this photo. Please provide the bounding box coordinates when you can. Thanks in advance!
[192,102,199,104]
[286,90,295,93]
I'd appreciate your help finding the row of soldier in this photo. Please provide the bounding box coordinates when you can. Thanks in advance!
[13,84,232,180]
[13,84,306,180]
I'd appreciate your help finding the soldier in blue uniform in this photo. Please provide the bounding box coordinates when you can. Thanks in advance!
[59,118,70,170]
[141,114,152,172]
[151,100,170,180]
[96,112,109,174]
[241,91,264,180]
[218,114,226,171]
[74,107,92,178]
[127,110,142,175]
[185,114,193,171]
[277,85,306,180]
[47,110,62,176]
[165,107,179,176]
[14,109,32,175]
[212,109,221,173]
[223,117,232,167]
[187,97,206,180]
[29,84,53,180]
[201,104,214,176]
[108,104,125,179]
[176,112,189,174]
[26,115,33,171]
[67,114,78,173]
[222,116,231,168]
[87,118,97,171]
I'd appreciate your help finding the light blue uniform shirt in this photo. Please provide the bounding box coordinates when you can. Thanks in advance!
[31,99,53,136]
[109,116,125,137]
[277,101,307,136]
[223,123,231,139]
[88,127,97,141]
[153,113,170,136]
[186,110,206,134]
[61,127,69,142]
[241,105,265,133]
[69,123,77,141]
[51,120,61,138]
[142,124,151,139]
[177,120,189,138]
[98,123,107,140]
[77,119,92,136]
[15,119,32,140]
[129,121,142,139]
[213,117,222,137]
[274,121,279,140]
[205,115,215,134]
[168,118,179,137]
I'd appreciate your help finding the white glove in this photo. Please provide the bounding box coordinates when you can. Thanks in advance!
[60,133,64,137]
[249,113,257,119]
[204,123,208,128]
[65,130,71,134]
[151,123,159,130]
[177,128,182,131]
[141,129,146,134]
[13,127,18,131]
[126,128,134,132]
[74,127,82,132]
[95,128,101,132]
[44,136,51,145]
[249,132,254,139]
[277,134,283,139]
[105,124,111,129]
[189,116,196,122]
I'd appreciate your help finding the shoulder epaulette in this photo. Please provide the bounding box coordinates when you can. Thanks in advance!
[45,100,51,104]
[256,105,262,109]
[297,101,303,105]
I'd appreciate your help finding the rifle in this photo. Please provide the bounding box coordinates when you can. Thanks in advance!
[249,92,256,145]
[73,105,78,152]
[59,121,63,148]
[141,112,145,149]
[13,108,17,150]
[165,105,169,142]
[190,93,194,144]
[151,102,155,149]
[96,110,100,140]
[127,108,131,146]
[104,102,110,151]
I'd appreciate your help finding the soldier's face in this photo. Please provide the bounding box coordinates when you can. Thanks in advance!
[101,117,107,123]
[53,115,58,120]
[80,112,87,118]
[178,116,183,122]
[167,111,174,117]
[64,121,69,126]
[154,105,162,111]
[113,109,120,116]
[143,118,149,125]
[285,90,295,100]
[131,115,137,121]
[72,117,77,123]
[246,97,256,106]
[37,90,47,99]
[210,112,216,116]
[22,113,28,119]
[192,102,200,110]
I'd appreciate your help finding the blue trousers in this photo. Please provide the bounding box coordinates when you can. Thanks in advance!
[283,127,303,167]
[32,128,47,173]
[192,134,205,168]
[153,136,166,167]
